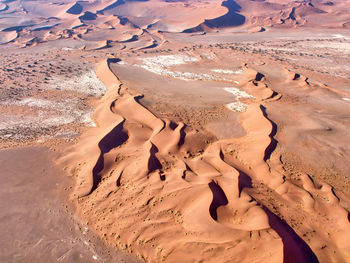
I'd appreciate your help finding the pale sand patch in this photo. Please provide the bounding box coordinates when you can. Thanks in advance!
[168,71,223,81]
[136,54,198,78]
[0,98,96,130]
[200,52,216,60]
[0,114,76,130]
[211,69,244,74]
[223,87,255,112]
[332,34,350,40]
[48,70,106,97]
[226,101,249,112]
[342,97,350,101]
[313,42,350,53]
[224,87,255,99]
[9,97,59,108]
[135,55,232,81]
[0,70,108,134]
[140,54,198,68]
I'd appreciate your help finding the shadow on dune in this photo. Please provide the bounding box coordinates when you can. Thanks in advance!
[237,169,252,196]
[183,0,245,33]
[97,0,148,15]
[0,3,8,12]
[120,35,139,43]
[79,11,97,21]
[255,72,265,81]
[2,25,32,32]
[92,120,129,193]
[67,2,83,15]
[209,149,318,262]
[263,206,319,263]
[107,58,122,64]
[209,180,228,221]
[260,105,278,162]
[219,150,252,196]
[107,57,122,79]
[140,41,158,49]
[148,143,162,174]
[178,124,186,147]
[97,0,125,15]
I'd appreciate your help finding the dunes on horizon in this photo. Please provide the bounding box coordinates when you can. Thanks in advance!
[0,0,349,49]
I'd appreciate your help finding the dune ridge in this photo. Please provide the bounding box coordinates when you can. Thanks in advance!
[59,58,350,262]
[182,0,245,33]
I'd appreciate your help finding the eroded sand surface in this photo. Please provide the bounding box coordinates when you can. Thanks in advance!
[1,0,350,262]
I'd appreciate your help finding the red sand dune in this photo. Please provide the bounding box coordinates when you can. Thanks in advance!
[58,58,350,262]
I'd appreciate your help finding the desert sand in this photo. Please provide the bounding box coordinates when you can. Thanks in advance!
[1,0,350,262]
[0,146,139,262]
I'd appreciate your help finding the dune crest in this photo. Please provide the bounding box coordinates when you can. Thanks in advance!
[60,59,350,262]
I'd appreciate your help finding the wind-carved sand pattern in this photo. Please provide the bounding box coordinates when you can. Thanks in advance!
[61,59,350,263]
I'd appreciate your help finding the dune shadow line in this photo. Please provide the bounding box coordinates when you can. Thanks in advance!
[91,120,128,193]
[208,180,228,220]
[260,105,278,161]
[263,206,319,263]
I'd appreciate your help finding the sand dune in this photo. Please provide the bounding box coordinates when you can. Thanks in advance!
[183,0,245,33]
[57,57,350,262]
[0,31,18,44]
[1,0,349,49]
[66,2,83,15]
[62,61,284,262]
[0,2,8,12]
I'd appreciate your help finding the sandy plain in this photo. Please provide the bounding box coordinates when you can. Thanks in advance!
[1,0,350,262]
